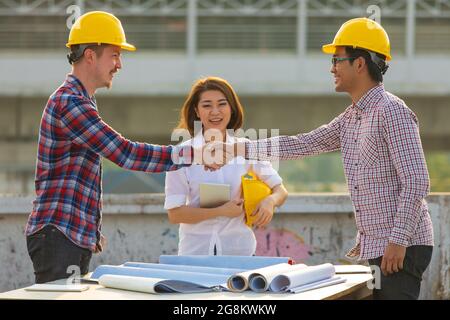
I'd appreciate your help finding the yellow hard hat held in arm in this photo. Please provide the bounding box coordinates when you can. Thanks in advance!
[322,17,391,61]
[241,171,272,227]
[66,11,136,51]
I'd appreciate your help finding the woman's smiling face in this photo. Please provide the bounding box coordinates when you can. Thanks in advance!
[195,90,232,139]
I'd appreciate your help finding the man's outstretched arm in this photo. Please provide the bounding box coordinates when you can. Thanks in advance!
[208,112,346,164]
[59,97,193,172]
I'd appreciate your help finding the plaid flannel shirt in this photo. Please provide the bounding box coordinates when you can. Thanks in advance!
[26,74,191,251]
[246,84,434,260]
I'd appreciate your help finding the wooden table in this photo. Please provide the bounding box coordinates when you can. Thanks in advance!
[0,265,373,300]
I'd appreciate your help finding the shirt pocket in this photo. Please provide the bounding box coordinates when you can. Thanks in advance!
[359,134,379,168]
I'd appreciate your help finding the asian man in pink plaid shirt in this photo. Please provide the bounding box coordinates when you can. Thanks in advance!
[215,18,434,300]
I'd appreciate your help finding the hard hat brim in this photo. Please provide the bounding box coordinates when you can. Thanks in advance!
[322,43,392,61]
[322,44,336,55]
[65,42,136,51]
[119,42,136,51]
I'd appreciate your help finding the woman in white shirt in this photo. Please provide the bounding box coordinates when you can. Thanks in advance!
[164,76,288,256]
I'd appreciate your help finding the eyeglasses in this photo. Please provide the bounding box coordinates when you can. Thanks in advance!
[331,56,356,67]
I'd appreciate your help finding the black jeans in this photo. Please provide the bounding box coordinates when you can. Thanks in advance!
[26,225,92,284]
[368,245,433,300]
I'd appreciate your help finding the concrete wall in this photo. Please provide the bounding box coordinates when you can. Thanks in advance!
[0,193,448,299]
[2,53,450,96]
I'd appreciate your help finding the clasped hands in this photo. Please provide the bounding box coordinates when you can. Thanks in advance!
[193,141,244,171]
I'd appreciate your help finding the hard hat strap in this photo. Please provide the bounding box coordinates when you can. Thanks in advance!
[67,44,98,65]
[367,50,389,75]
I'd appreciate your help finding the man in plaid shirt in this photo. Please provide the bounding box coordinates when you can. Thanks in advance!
[219,18,434,299]
[25,12,201,284]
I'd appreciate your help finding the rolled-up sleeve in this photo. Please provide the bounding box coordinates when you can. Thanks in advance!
[251,161,283,189]
[164,168,189,210]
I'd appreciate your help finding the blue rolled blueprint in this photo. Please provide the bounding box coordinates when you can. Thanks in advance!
[123,262,245,275]
[159,255,294,269]
[91,265,229,288]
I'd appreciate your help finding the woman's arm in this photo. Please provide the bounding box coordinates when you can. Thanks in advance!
[252,184,288,227]
[268,184,289,207]
[168,199,244,224]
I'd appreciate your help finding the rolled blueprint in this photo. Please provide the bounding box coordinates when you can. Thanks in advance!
[269,263,336,293]
[99,275,165,294]
[289,276,346,294]
[227,263,295,293]
[91,265,229,288]
[124,262,245,276]
[248,263,307,293]
[98,275,216,294]
[159,255,294,269]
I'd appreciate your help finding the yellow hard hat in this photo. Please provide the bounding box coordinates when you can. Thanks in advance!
[66,11,136,51]
[241,172,272,227]
[322,17,391,61]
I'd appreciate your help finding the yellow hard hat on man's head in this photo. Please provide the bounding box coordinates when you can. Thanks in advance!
[322,17,391,61]
[66,11,136,51]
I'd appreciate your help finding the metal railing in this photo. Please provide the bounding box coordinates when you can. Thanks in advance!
[0,1,449,55]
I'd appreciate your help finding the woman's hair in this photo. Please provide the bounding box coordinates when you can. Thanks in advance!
[176,76,244,136]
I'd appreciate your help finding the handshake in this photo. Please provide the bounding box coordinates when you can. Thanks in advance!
[193,141,246,171]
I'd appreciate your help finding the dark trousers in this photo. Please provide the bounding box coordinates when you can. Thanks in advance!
[26,225,92,284]
[368,245,433,300]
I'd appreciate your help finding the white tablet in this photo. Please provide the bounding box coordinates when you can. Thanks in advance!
[199,183,231,208]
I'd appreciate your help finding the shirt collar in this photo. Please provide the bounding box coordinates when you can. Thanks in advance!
[354,83,385,111]
[66,74,91,100]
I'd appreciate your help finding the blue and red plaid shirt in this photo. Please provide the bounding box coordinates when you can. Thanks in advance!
[26,74,192,252]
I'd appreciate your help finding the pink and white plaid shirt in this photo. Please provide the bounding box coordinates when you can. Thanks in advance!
[246,84,434,260]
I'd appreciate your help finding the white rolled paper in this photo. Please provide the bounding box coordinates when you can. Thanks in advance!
[98,274,217,294]
[289,276,346,294]
[227,263,291,292]
[248,263,307,293]
[91,265,229,287]
[269,263,336,292]
[99,275,165,294]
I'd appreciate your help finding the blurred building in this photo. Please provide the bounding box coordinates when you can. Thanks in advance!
[1,0,449,194]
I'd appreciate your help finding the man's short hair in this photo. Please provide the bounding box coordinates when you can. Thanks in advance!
[67,44,108,65]
[345,47,388,83]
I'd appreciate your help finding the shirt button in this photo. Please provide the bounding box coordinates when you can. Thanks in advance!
[354,139,357,142]
[354,186,358,190]
[354,163,358,166]
[357,117,362,120]
[356,209,360,213]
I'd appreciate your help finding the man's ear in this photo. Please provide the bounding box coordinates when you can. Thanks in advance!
[83,48,95,65]
[355,56,366,74]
